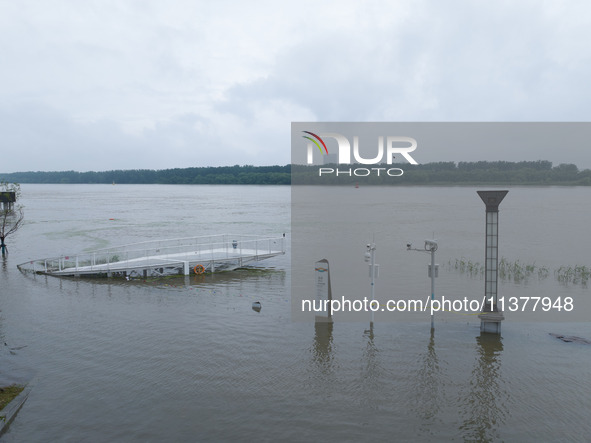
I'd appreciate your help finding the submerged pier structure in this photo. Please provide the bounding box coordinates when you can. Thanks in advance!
[17,234,286,278]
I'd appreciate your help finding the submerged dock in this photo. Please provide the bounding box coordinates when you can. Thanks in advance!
[17,234,286,278]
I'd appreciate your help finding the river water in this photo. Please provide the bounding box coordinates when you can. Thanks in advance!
[1,184,590,442]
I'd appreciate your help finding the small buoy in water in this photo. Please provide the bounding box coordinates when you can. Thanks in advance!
[109,218,115,220]
[252,301,261,312]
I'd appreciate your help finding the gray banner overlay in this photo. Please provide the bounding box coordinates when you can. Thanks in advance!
[291,123,591,322]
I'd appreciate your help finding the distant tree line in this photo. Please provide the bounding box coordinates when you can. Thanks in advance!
[1,161,590,185]
[292,160,591,185]
[0,165,291,185]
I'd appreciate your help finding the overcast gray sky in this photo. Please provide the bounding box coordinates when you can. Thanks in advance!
[2,0,591,172]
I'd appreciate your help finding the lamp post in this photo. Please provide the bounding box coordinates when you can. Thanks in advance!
[407,239,438,330]
[476,190,508,334]
[364,242,379,325]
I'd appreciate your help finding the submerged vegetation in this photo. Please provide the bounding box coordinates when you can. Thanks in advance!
[555,265,591,285]
[0,385,24,413]
[449,257,589,286]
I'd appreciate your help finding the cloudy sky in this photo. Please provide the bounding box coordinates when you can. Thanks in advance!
[2,0,591,172]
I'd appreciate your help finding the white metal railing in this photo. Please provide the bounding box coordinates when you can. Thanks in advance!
[17,234,285,275]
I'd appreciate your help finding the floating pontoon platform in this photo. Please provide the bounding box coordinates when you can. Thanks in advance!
[17,234,286,278]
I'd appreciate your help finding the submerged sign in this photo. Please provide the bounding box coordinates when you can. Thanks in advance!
[314,259,332,320]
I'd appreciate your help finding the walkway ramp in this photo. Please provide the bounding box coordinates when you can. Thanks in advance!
[17,234,286,278]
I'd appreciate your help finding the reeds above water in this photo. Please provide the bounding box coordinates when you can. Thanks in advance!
[449,257,589,286]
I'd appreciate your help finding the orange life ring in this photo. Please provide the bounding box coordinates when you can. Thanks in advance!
[193,264,205,274]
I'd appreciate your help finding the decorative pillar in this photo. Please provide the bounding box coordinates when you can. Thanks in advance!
[477,190,508,334]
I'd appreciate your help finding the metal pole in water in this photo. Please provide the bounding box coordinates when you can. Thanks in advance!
[408,239,438,329]
[371,244,375,324]
[430,245,435,330]
[365,241,378,326]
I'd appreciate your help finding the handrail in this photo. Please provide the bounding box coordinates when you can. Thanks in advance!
[17,234,286,275]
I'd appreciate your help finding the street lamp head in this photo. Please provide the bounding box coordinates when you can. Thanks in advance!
[424,239,438,252]
[477,190,508,212]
